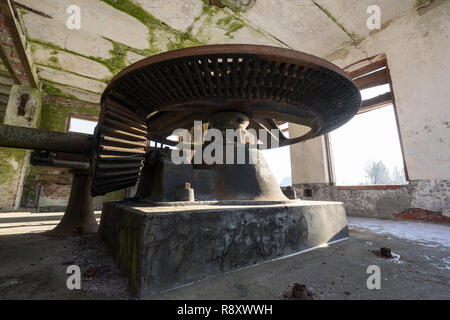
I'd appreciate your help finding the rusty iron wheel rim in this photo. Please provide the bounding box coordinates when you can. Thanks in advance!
[101,44,361,148]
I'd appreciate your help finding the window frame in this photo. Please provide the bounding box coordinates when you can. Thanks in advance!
[325,56,409,188]
[66,114,99,134]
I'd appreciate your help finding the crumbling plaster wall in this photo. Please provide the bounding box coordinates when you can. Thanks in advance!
[294,180,449,220]
[0,85,41,210]
[289,124,329,184]
[291,1,450,219]
[327,0,450,181]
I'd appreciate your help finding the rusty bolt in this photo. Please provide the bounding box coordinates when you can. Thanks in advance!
[18,93,30,116]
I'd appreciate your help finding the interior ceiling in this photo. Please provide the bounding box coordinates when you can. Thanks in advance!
[5,0,417,104]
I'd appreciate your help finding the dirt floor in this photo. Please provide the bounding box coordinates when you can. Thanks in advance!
[0,211,449,300]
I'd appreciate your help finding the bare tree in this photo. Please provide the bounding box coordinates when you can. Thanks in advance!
[365,160,391,185]
[391,166,407,184]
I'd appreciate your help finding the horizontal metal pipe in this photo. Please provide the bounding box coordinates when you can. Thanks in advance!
[0,124,93,154]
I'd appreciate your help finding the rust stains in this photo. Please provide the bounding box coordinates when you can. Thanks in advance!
[394,208,450,223]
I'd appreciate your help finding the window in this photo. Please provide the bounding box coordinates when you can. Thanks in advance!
[262,123,292,186]
[328,56,408,186]
[67,116,98,134]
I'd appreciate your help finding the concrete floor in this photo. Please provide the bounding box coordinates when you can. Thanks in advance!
[0,211,449,300]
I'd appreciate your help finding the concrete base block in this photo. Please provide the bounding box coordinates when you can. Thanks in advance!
[99,200,349,297]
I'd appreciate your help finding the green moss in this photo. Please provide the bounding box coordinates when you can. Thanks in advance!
[416,0,431,8]
[48,55,59,65]
[42,82,79,101]
[101,0,202,53]
[216,15,244,38]
[30,38,148,78]
[194,1,220,38]
[30,39,112,74]
[167,27,200,50]
[18,8,29,16]
[221,0,243,13]
[312,1,359,44]
[39,101,99,132]
[201,0,220,16]
[102,0,162,28]
[205,0,244,13]
[0,148,26,186]
[102,40,128,74]
[217,15,233,26]
[24,0,206,80]
[20,184,36,207]
[29,42,38,55]
[227,21,244,36]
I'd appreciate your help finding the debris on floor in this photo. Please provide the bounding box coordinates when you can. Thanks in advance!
[371,247,403,264]
[282,283,314,300]
[1,215,449,299]
[83,266,99,279]
[371,247,394,259]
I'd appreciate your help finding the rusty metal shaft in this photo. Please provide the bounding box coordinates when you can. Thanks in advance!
[0,124,93,154]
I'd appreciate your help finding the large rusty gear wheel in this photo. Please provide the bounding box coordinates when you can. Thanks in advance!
[91,45,361,196]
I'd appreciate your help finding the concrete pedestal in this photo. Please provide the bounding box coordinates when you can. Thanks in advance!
[99,200,349,297]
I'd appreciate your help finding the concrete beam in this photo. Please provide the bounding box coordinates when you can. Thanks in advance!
[0,123,92,154]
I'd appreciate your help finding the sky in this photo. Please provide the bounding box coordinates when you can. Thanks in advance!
[262,146,292,186]
[329,104,405,185]
[68,117,97,134]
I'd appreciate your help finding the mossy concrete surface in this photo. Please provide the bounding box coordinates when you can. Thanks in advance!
[39,101,99,132]
[0,148,28,210]
[1,85,41,210]
[99,200,348,296]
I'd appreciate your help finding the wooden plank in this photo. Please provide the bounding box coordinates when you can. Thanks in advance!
[0,83,12,95]
[353,68,388,90]
[358,92,392,114]
[0,0,38,87]
[0,94,9,104]
[0,74,14,86]
[349,59,386,79]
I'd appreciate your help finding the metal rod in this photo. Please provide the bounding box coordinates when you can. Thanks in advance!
[0,124,92,154]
